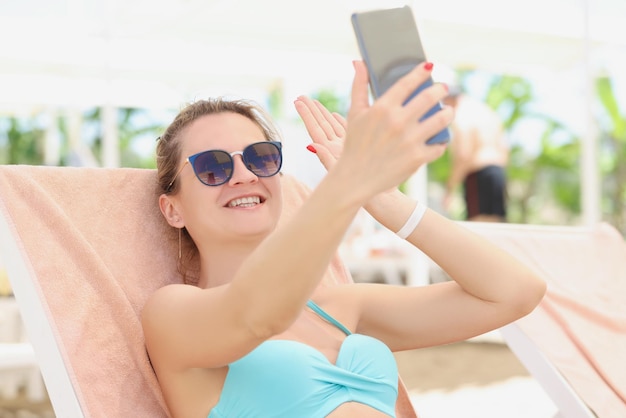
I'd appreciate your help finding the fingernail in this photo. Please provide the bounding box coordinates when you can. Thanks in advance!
[441,83,449,92]
[424,62,434,71]
[306,145,317,154]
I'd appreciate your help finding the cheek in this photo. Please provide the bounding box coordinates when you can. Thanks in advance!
[179,186,220,220]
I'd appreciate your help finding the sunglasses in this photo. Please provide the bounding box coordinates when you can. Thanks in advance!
[168,141,283,191]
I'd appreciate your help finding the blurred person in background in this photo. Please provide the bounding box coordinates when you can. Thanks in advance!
[442,84,509,222]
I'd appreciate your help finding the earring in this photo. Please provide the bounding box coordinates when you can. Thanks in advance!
[178,227,182,260]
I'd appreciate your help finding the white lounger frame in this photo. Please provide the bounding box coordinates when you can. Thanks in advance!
[0,210,85,418]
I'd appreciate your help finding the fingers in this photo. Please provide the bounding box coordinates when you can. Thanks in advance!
[294,98,327,144]
[312,100,345,139]
[299,59,452,193]
[294,96,332,144]
[297,95,345,141]
[348,60,371,118]
[376,62,452,147]
[309,143,336,171]
[332,112,347,131]
[380,61,435,106]
[408,103,455,147]
[403,83,449,127]
[295,96,346,147]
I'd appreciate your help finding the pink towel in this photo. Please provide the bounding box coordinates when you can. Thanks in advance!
[0,165,417,418]
[464,222,626,418]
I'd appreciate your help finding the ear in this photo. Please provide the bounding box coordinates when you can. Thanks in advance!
[159,193,185,228]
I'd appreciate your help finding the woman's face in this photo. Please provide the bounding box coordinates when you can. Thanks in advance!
[172,112,283,245]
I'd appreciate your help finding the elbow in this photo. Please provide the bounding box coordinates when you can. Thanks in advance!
[513,273,547,318]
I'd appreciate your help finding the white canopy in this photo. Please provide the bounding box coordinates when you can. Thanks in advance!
[1,0,624,109]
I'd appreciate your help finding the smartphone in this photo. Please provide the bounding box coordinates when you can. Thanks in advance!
[351,5,450,144]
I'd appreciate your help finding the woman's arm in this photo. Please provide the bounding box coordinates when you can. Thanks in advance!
[359,193,546,349]
[230,62,450,341]
[295,93,546,350]
[143,61,453,369]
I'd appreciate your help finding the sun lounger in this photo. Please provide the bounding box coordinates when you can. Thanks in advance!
[460,221,626,418]
[5,163,622,418]
[0,281,45,402]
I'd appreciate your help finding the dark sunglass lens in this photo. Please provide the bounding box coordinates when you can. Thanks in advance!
[244,142,282,177]
[193,150,233,185]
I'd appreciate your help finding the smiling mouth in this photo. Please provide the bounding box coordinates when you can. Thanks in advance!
[227,196,263,208]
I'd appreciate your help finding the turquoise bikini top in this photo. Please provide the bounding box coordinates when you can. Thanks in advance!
[207,300,398,418]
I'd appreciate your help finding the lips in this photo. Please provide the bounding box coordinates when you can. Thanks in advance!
[227,196,262,208]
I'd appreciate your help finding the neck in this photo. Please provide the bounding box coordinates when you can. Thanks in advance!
[196,235,264,288]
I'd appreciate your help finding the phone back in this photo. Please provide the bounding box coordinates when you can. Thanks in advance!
[352,6,450,144]
[352,6,427,98]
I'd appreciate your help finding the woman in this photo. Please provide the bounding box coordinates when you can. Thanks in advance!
[142,60,546,418]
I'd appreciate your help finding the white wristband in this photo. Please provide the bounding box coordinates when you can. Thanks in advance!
[396,202,427,239]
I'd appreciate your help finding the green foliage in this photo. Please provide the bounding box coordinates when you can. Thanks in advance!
[1,117,45,165]
[312,89,348,115]
[426,146,451,185]
[595,76,626,235]
[596,77,626,139]
[82,107,163,168]
[1,107,164,168]
[484,76,534,130]
[267,83,284,119]
[429,71,582,224]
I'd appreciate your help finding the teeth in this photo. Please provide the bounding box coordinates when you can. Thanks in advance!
[228,196,261,208]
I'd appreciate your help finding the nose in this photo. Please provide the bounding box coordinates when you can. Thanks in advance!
[228,154,258,185]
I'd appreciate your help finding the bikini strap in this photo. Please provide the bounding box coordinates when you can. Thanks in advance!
[306,300,352,336]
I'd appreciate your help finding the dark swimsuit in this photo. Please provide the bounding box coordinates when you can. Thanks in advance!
[464,165,507,219]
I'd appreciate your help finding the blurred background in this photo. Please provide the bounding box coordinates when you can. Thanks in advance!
[1,0,625,416]
[2,0,625,231]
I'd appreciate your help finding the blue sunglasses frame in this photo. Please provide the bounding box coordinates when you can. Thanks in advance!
[167,141,282,191]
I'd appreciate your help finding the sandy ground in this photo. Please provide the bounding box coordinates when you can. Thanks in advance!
[0,340,558,418]
[396,341,558,418]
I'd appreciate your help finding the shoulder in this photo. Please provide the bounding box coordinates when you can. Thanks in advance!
[144,283,200,308]
[141,284,202,328]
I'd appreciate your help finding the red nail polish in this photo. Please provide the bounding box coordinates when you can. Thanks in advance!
[424,62,434,71]
[306,145,317,154]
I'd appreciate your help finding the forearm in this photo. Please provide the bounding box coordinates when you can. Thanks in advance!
[362,188,418,234]
[231,166,367,333]
[411,210,545,305]
[366,191,543,306]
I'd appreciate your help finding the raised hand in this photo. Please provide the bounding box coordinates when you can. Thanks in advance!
[321,60,452,200]
[294,96,346,171]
